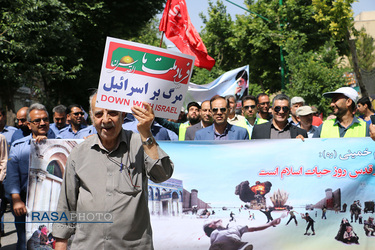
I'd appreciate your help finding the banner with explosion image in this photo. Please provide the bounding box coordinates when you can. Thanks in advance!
[152,138,375,250]
[25,138,374,250]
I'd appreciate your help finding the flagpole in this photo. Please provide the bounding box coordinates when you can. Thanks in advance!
[159,0,172,48]
[159,31,164,48]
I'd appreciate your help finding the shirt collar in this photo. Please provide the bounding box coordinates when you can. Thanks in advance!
[334,116,360,128]
[271,120,292,131]
[91,129,129,153]
[213,123,230,136]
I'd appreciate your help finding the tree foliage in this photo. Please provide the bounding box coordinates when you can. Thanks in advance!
[284,39,347,116]
[194,0,355,113]
[353,28,375,71]
[0,0,166,112]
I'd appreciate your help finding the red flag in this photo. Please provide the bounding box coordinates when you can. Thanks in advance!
[159,0,215,71]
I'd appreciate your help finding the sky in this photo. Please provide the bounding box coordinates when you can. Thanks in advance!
[159,0,375,48]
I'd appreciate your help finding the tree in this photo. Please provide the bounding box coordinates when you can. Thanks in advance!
[193,0,357,115]
[195,0,343,93]
[311,0,368,97]
[191,0,236,85]
[129,17,166,48]
[0,0,166,113]
[284,38,347,116]
[354,28,375,71]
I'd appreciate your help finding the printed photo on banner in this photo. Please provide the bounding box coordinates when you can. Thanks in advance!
[184,65,249,108]
[96,37,195,119]
[25,139,83,249]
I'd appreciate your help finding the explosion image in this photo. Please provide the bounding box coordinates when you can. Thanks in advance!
[235,181,272,209]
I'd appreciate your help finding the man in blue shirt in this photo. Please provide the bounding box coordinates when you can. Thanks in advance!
[49,104,68,135]
[57,104,86,139]
[0,107,17,146]
[5,103,55,250]
[10,107,31,145]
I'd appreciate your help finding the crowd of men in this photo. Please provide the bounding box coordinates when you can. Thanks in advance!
[0,86,374,249]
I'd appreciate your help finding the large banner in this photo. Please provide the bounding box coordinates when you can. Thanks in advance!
[26,138,374,249]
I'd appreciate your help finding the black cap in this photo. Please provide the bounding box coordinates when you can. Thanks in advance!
[187,102,201,111]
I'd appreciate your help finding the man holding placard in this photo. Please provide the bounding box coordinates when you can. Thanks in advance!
[53,91,174,249]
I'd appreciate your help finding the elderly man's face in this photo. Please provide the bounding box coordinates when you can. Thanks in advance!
[91,95,124,145]
[27,110,50,137]
[291,102,303,116]
[297,114,313,128]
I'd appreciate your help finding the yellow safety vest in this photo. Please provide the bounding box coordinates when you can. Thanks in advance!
[256,118,268,125]
[320,119,367,138]
[178,123,190,141]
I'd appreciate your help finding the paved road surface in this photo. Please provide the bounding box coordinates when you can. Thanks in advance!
[1,206,17,249]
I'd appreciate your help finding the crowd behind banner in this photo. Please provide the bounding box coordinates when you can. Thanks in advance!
[1,80,375,248]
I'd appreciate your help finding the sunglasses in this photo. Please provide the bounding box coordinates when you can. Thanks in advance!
[72,112,84,116]
[243,105,256,110]
[274,106,289,113]
[30,117,49,125]
[212,107,227,113]
[259,102,270,106]
[16,118,27,123]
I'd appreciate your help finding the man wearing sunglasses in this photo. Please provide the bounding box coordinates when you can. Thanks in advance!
[313,87,369,138]
[57,104,87,139]
[251,94,307,139]
[53,92,173,249]
[194,95,249,140]
[10,107,31,145]
[240,95,269,137]
[5,103,56,249]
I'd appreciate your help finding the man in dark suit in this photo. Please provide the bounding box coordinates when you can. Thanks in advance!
[251,94,307,139]
[185,100,213,140]
[195,95,249,140]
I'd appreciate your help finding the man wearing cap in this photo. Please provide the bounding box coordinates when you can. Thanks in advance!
[289,96,305,126]
[313,87,369,138]
[155,101,201,140]
[296,106,318,138]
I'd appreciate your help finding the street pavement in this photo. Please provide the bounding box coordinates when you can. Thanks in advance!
[1,206,17,249]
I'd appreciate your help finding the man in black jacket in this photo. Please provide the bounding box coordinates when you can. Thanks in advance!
[251,94,307,139]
